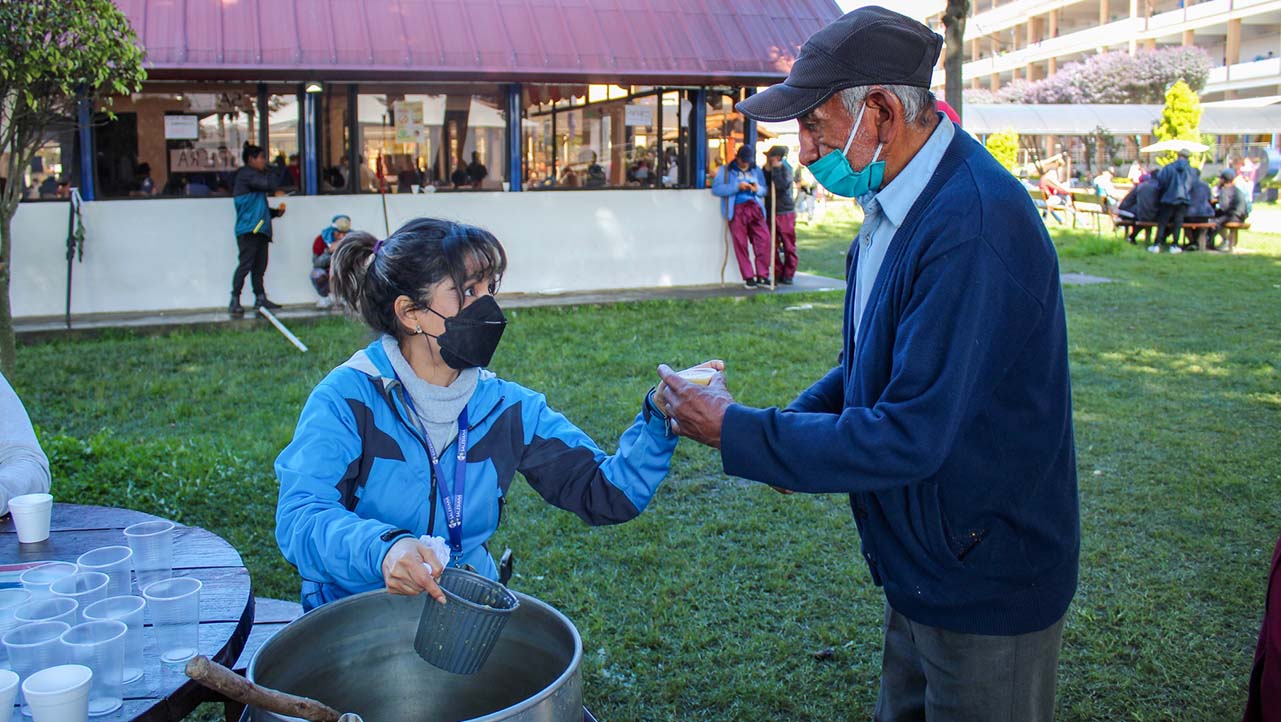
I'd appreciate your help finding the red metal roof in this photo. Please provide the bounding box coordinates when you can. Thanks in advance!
[113,0,842,84]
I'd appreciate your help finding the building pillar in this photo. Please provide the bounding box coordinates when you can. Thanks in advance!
[990,73,1000,92]
[302,89,319,195]
[1099,0,1109,25]
[1027,63,1041,82]
[1048,56,1058,75]
[1226,18,1242,65]
[742,88,757,151]
[972,38,981,62]
[1011,66,1022,82]
[1049,9,1060,37]
[971,76,981,90]
[505,84,523,191]
[691,89,707,189]
[1182,29,1195,47]
[257,83,269,151]
[76,95,95,201]
[1129,0,1140,54]
[1026,18,1036,48]
[1144,38,1157,50]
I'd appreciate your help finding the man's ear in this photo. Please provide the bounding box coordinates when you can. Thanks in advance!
[863,88,900,145]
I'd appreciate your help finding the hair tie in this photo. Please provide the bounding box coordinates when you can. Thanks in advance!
[372,239,385,255]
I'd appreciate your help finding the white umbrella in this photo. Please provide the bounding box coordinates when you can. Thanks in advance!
[1140,139,1209,153]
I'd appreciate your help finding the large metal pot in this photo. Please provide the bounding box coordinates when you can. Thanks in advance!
[243,589,583,722]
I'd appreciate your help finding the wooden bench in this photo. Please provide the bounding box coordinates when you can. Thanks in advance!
[1180,221,1216,250]
[1222,221,1251,252]
[1114,218,1156,244]
[1030,188,1073,225]
[1070,191,1111,235]
[200,597,304,722]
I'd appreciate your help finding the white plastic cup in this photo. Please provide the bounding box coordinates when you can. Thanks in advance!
[141,577,201,664]
[8,495,53,544]
[59,622,125,717]
[0,668,19,717]
[0,588,32,668]
[15,599,78,627]
[81,597,144,684]
[49,575,108,625]
[122,521,174,590]
[75,548,132,598]
[21,664,91,722]
[21,564,78,602]
[4,621,70,715]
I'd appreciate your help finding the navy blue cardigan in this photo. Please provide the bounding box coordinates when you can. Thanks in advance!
[721,128,1079,636]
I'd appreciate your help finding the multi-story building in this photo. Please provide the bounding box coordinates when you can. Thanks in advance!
[915,0,1281,104]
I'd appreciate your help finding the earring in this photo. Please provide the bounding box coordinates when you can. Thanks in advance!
[414,324,423,335]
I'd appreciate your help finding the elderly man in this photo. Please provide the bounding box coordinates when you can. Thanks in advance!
[657,7,1078,721]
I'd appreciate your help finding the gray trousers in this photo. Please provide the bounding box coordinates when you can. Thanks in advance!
[874,603,1066,722]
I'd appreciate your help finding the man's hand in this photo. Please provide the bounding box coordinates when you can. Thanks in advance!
[738,181,752,191]
[381,537,446,604]
[656,363,735,448]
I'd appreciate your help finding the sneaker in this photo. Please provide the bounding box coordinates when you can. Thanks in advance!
[255,296,283,310]
[316,296,335,310]
[778,276,795,285]
[743,278,757,289]
[1169,245,1183,254]
[1147,244,1161,254]
[228,299,244,318]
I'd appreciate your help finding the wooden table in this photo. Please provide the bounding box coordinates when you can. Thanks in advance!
[0,504,253,722]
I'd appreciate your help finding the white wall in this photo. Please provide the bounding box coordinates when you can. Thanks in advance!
[9,190,727,318]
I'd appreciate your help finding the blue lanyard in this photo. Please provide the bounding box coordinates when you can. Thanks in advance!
[400,390,469,555]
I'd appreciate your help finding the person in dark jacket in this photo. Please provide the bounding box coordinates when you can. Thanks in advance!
[1152,149,1197,253]
[763,146,799,285]
[659,8,1077,722]
[1186,177,1214,221]
[1244,530,1281,722]
[229,143,287,317]
[1209,168,1250,250]
[1117,177,1161,243]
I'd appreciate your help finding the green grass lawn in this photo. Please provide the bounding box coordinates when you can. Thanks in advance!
[10,204,1281,721]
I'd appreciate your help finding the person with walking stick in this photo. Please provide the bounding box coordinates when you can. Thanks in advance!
[764,146,799,285]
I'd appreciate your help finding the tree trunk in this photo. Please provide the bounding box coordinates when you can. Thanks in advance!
[0,209,15,378]
[943,0,971,125]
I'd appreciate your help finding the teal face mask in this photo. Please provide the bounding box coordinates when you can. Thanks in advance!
[806,102,885,199]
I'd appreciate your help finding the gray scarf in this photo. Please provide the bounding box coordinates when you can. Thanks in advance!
[381,335,478,454]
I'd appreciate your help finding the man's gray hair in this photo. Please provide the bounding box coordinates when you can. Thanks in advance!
[838,86,937,126]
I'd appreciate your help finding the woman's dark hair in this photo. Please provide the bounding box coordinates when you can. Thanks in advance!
[330,218,507,338]
[242,143,265,164]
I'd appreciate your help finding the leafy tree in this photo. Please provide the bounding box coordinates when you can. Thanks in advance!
[0,0,145,376]
[942,0,972,123]
[1153,80,1203,166]
[984,129,1020,173]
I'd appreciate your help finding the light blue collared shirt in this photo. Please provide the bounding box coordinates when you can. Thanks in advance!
[852,115,956,338]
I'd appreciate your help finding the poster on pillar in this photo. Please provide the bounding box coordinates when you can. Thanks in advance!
[625,103,654,127]
[393,100,425,145]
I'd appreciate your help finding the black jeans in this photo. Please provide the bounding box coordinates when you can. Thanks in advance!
[232,233,271,297]
[1155,203,1188,247]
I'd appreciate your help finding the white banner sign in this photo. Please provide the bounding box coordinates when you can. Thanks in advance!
[169,147,240,173]
[164,115,199,140]
[624,104,653,127]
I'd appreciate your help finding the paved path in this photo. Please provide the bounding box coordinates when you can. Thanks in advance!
[15,273,845,341]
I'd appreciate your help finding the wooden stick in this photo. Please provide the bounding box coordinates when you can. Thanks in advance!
[185,655,343,722]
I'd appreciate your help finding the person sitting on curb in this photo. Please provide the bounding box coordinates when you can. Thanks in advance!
[311,214,351,310]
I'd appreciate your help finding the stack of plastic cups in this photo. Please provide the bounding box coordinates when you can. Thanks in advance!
[75,547,133,598]
[15,599,79,627]
[49,574,109,625]
[142,578,201,664]
[60,621,126,716]
[123,521,174,591]
[0,669,18,720]
[83,597,145,684]
[7,494,53,544]
[4,621,70,716]
[21,664,91,722]
[0,589,32,669]
[20,563,78,602]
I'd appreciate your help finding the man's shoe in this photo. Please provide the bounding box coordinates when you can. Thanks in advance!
[316,296,335,310]
[778,276,795,285]
[743,278,758,289]
[1169,245,1183,254]
[229,295,245,318]
[1147,244,1161,254]
[255,296,283,310]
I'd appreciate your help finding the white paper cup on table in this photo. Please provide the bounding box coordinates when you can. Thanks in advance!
[59,621,125,716]
[49,575,108,625]
[4,621,71,716]
[0,668,19,717]
[141,577,200,664]
[8,494,53,544]
[82,597,144,684]
[22,664,91,722]
[122,521,174,590]
[15,599,78,627]
[75,548,132,598]
[21,563,78,602]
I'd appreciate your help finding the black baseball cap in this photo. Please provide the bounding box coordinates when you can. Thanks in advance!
[737,6,943,123]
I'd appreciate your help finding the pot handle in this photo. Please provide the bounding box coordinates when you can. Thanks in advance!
[185,655,347,722]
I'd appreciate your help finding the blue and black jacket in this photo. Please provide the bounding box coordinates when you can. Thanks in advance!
[275,339,677,610]
[232,165,284,238]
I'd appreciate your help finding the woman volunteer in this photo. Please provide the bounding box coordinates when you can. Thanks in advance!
[275,217,706,609]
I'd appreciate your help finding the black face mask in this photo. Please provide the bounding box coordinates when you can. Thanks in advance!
[425,295,507,370]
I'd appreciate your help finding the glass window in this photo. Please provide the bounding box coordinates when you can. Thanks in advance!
[11,129,78,202]
[320,85,352,194]
[356,87,507,193]
[266,92,301,192]
[706,90,745,187]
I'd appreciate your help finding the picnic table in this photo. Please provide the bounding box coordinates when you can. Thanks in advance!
[0,504,254,722]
